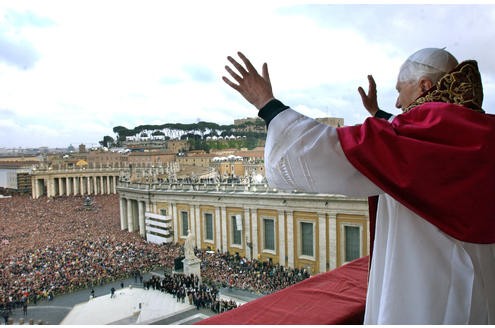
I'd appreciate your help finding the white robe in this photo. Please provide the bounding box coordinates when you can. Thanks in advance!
[264,108,495,324]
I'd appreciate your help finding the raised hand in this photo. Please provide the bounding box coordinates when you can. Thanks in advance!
[223,52,274,110]
[358,75,379,116]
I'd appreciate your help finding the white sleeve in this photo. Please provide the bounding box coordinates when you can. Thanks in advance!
[264,108,382,197]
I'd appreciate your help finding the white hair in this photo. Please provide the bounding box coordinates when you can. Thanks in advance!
[398,48,458,84]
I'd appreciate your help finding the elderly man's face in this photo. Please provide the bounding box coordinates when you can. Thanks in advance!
[395,80,423,112]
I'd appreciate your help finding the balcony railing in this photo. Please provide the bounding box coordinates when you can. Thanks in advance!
[118,181,285,193]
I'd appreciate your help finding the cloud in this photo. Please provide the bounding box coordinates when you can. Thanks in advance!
[0,9,53,69]
[4,9,53,28]
[0,33,39,69]
[0,2,494,148]
[0,108,16,118]
[183,64,215,83]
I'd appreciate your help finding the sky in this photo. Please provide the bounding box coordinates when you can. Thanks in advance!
[1,1,495,148]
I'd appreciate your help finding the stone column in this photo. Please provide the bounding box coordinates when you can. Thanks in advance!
[318,212,327,273]
[190,204,196,242]
[47,177,55,197]
[106,176,111,195]
[120,198,128,230]
[86,176,91,195]
[127,199,134,232]
[287,211,294,268]
[93,176,99,195]
[138,201,145,237]
[72,177,76,195]
[66,177,71,196]
[244,208,251,260]
[171,203,178,242]
[100,176,104,194]
[113,176,117,194]
[251,209,258,259]
[221,207,227,252]
[31,177,37,199]
[215,206,221,252]
[195,205,201,247]
[31,177,39,199]
[329,212,337,270]
[278,210,286,268]
[74,177,79,195]
[44,178,49,197]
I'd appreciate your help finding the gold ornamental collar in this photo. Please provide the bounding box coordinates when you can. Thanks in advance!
[405,60,484,113]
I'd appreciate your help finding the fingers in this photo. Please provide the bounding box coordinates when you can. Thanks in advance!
[367,75,376,95]
[237,52,257,73]
[224,65,242,84]
[227,55,248,77]
[357,86,366,100]
[357,87,371,108]
[223,52,260,91]
[262,63,270,84]
[222,76,240,91]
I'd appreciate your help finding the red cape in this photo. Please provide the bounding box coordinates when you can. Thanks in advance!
[337,102,495,243]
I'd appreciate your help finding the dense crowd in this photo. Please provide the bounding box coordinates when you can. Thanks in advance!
[0,194,310,314]
[0,195,180,310]
[199,250,310,295]
[144,273,238,313]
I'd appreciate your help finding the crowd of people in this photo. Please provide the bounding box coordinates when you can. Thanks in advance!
[143,272,238,313]
[0,195,181,311]
[199,250,310,295]
[0,194,310,315]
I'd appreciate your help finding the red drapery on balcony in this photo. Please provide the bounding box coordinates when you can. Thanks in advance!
[197,256,369,325]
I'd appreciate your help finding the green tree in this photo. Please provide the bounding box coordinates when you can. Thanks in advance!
[99,135,115,148]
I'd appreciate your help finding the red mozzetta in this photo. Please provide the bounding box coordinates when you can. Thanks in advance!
[337,102,495,243]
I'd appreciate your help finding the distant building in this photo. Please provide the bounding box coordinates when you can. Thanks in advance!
[176,151,215,168]
[0,156,41,194]
[167,140,190,153]
[87,150,128,168]
[127,151,176,167]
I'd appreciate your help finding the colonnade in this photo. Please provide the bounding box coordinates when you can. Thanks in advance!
[119,197,148,238]
[118,188,369,275]
[31,171,120,199]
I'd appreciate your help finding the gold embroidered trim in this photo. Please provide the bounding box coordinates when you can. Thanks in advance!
[405,60,484,113]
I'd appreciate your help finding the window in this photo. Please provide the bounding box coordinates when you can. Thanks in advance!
[344,225,361,262]
[263,218,275,251]
[160,208,167,216]
[300,222,314,257]
[231,215,242,245]
[204,213,213,241]
[181,211,188,236]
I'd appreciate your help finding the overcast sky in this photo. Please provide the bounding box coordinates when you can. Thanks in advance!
[1,1,494,148]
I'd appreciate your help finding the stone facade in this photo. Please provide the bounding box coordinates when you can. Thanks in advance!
[118,182,370,274]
